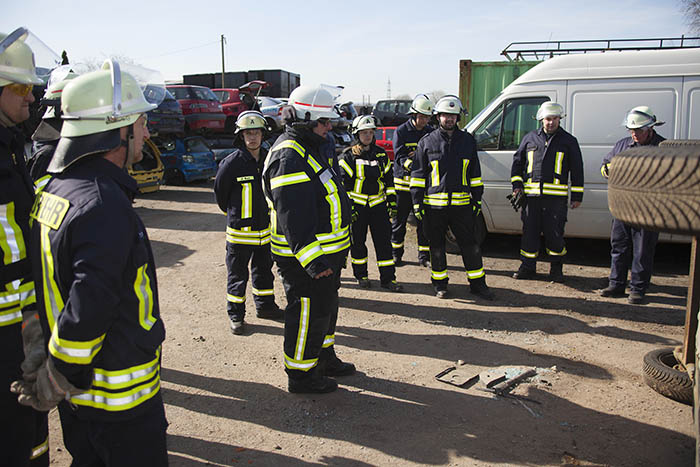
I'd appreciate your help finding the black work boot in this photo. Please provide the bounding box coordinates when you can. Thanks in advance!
[319,347,356,377]
[229,319,245,335]
[357,277,371,289]
[513,264,536,280]
[256,303,284,321]
[470,277,495,301]
[628,290,646,304]
[549,262,564,283]
[600,285,626,297]
[288,373,338,394]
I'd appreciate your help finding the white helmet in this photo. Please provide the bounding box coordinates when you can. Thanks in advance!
[235,110,269,133]
[536,101,565,120]
[433,95,466,120]
[60,59,163,137]
[351,115,378,135]
[624,106,664,129]
[0,27,59,86]
[41,65,82,119]
[289,85,340,122]
[409,94,433,116]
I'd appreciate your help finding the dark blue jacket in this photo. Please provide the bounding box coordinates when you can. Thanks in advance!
[601,131,665,178]
[392,119,433,189]
[30,156,165,421]
[511,127,584,202]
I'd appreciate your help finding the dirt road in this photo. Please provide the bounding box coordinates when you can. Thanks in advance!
[47,182,695,466]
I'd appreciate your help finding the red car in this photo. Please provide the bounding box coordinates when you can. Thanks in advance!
[213,81,270,132]
[166,85,226,134]
[374,126,397,160]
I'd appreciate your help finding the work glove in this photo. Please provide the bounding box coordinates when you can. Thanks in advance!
[413,204,424,221]
[387,200,398,218]
[506,190,526,212]
[20,310,46,383]
[351,206,359,223]
[11,358,83,412]
[601,163,610,179]
[472,201,482,217]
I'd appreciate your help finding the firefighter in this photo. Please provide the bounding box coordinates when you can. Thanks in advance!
[391,94,433,267]
[600,106,665,304]
[0,28,55,467]
[262,85,355,394]
[27,66,79,181]
[410,95,493,300]
[11,60,168,465]
[339,115,403,291]
[510,101,584,282]
[214,110,283,335]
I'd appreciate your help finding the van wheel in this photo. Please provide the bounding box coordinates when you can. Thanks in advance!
[642,348,693,405]
[607,145,700,235]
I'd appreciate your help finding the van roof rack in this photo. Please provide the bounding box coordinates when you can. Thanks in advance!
[502,36,700,61]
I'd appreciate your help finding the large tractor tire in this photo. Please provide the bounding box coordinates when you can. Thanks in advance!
[607,145,700,235]
[642,348,693,405]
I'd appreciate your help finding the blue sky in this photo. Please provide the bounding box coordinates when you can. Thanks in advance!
[3,0,692,104]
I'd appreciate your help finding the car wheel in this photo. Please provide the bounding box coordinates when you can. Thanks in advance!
[165,169,185,186]
[642,348,693,405]
[608,145,700,235]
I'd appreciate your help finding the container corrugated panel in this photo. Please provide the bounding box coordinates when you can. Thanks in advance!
[458,60,540,124]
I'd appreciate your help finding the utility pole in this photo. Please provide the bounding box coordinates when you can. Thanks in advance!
[386,77,391,98]
[220,34,226,88]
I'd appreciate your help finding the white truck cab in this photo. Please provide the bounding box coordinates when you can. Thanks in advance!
[466,48,700,240]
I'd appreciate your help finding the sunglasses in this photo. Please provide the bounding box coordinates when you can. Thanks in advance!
[6,83,33,97]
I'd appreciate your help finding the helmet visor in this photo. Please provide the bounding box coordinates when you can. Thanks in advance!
[0,28,60,84]
[121,62,166,108]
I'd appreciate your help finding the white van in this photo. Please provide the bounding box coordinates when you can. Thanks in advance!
[466,48,700,240]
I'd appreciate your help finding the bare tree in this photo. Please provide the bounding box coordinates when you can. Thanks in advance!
[681,0,700,34]
[394,93,412,100]
[427,90,446,102]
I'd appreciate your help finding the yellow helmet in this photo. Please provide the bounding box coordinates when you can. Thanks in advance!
[409,94,433,116]
[536,101,565,120]
[624,106,664,129]
[0,28,59,86]
[351,115,378,134]
[235,110,269,133]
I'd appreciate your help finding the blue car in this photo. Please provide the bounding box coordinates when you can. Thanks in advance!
[153,136,217,185]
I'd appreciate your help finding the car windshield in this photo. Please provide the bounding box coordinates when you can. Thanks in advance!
[258,97,282,107]
[374,129,383,140]
[385,128,395,139]
[168,87,191,100]
[193,87,218,101]
[186,138,211,152]
[396,102,411,114]
[212,90,227,102]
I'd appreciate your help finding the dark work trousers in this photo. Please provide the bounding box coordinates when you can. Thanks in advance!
[424,206,486,291]
[0,327,49,467]
[609,219,659,293]
[519,197,568,269]
[351,201,396,284]
[391,191,429,261]
[57,398,168,467]
[226,242,276,321]
[277,254,343,381]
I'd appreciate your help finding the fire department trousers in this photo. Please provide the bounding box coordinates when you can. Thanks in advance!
[351,201,396,284]
[0,327,48,467]
[277,254,344,381]
[608,219,659,294]
[424,206,485,291]
[226,242,276,321]
[391,191,429,261]
[57,397,168,466]
[519,197,568,269]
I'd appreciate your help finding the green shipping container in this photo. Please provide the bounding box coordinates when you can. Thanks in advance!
[458,60,540,125]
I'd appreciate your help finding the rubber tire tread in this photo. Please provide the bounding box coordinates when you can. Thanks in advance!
[608,145,700,235]
[659,139,700,147]
[642,348,693,405]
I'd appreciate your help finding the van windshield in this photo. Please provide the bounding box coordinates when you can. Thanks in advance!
[473,96,548,151]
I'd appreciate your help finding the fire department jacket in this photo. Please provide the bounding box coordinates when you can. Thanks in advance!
[338,143,396,208]
[262,127,351,278]
[410,127,484,210]
[30,157,165,421]
[1,124,36,379]
[392,120,433,192]
[600,131,665,178]
[214,146,270,246]
[511,127,584,202]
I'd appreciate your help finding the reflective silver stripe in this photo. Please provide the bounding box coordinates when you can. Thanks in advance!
[252,287,274,296]
[0,308,21,324]
[227,294,245,303]
[356,159,379,166]
[93,359,159,387]
[294,297,310,361]
[71,377,160,410]
[0,203,22,263]
[241,183,252,219]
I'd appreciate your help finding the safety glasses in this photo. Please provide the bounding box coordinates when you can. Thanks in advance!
[6,82,33,97]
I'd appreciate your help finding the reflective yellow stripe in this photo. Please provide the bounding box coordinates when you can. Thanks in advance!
[30,437,48,460]
[462,159,470,186]
[92,352,160,390]
[319,169,342,231]
[410,177,426,188]
[470,177,483,187]
[524,181,540,196]
[520,249,538,258]
[227,293,245,303]
[430,160,440,187]
[71,373,160,412]
[272,139,307,158]
[377,259,395,267]
[386,187,396,196]
[296,241,324,267]
[270,172,311,190]
[49,326,105,365]
[418,245,430,252]
[292,297,312,367]
[431,269,448,280]
[134,263,156,331]
[353,161,365,194]
[339,159,354,177]
[402,159,412,171]
[40,224,63,330]
[554,151,564,177]
[226,226,271,246]
[467,268,485,279]
[601,164,609,178]
[526,150,534,174]
[0,202,25,265]
[392,241,404,249]
[571,186,584,193]
[351,256,368,265]
[511,176,523,183]
[241,183,252,219]
[546,247,567,256]
[322,334,334,348]
[252,287,274,296]
[541,183,569,196]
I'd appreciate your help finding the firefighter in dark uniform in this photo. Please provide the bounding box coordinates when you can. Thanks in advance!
[600,106,665,304]
[263,85,355,394]
[0,28,53,467]
[215,110,283,335]
[339,115,403,291]
[28,67,79,181]
[510,101,584,282]
[391,94,433,267]
[11,60,168,466]
[410,95,493,300]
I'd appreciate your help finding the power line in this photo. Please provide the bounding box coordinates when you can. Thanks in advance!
[137,40,220,61]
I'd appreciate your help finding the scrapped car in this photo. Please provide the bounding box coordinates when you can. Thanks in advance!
[374,126,397,160]
[206,136,238,165]
[153,135,217,184]
[128,138,164,194]
[257,96,285,132]
[212,88,249,132]
[372,99,412,126]
[166,85,225,134]
[147,89,185,136]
